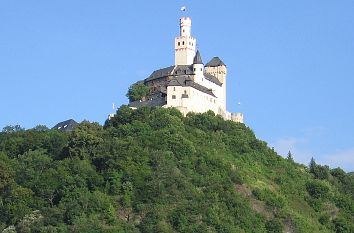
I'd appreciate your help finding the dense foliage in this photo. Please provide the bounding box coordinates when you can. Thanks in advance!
[126,82,150,102]
[0,106,353,232]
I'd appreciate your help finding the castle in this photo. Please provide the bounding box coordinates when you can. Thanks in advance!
[128,17,243,123]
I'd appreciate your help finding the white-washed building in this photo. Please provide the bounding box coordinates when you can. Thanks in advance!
[129,17,243,123]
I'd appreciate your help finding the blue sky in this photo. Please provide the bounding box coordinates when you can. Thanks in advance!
[0,1,353,171]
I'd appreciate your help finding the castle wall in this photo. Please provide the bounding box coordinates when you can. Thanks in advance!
[205,65,227,111]
[166,86,219,116]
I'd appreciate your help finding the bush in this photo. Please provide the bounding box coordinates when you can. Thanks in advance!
[265,219,283,233]
[306,180,329,199]
[252,188,285,209]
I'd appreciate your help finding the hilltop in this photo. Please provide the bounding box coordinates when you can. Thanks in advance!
[0,106,353,232]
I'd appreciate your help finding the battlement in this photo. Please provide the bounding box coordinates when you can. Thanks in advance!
[231,112,244,123]
[224,112,243,123]
[179,17,192,37]
[180,17,191,23]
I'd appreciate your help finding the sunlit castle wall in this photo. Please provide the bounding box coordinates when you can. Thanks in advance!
[166,86,219,116]
[205,65,227,112]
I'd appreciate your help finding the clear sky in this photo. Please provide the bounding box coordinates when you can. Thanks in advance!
[1,1,353,171]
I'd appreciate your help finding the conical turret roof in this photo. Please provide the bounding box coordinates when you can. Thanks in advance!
[193,50,203,64]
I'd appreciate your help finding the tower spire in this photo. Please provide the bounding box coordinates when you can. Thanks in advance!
[193,50,203,64]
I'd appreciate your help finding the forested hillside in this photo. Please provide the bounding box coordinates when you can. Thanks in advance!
[0,106,353,233]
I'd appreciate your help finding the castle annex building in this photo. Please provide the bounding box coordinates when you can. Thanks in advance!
[129,17,243,123]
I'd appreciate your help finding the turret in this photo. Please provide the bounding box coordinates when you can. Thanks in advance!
[193,50,204,79]
[175,17,196,65]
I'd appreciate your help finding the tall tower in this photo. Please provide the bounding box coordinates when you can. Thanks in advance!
[205,57,227,112]
[175,17,196,65]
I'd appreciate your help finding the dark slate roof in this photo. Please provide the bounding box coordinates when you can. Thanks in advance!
[167,76,216,97]
[129,93,166,108]
[204,73,222,86]
[145,66,175,82]
[166,76,193,86]
[173,65,194,76]
[145,65,196,83]
[53,119,78,132]
[205,57,226,67]
[193,50,203,64]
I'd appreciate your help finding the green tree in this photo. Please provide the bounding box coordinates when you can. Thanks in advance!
[126,82,150,102]
[309,157,316,173]
[67,122,104,159]
[306,180,329,199]
[2,125,24,133]
[287,151,294,162]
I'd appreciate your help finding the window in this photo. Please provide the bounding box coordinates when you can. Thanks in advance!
[200,68,202,71]
[172,95,176,99]
[184,90,187,94]
[182,41,185,45]
[194,68,196,71]
[178,42,180,46]
[173,87,176,91]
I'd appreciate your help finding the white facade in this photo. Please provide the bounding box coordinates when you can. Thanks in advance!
[166,85,219,116]
[168,17,243,123]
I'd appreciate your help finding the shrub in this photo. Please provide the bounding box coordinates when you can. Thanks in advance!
[306,180,329,199]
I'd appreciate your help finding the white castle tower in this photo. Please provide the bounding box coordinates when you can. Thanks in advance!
[175,17,197,65]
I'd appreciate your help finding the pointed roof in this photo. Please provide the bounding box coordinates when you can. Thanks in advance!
[53,119,78,132]
[205,57,226,67]
[193,50,203,64]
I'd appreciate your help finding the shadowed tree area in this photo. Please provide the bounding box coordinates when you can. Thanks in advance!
[0,106,353,232]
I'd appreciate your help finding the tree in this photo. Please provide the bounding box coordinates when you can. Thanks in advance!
[2,125,24,133]
[67,122,104,159]
[306,180,329,199]
[32,125,49,132]
[308,157,330,180]
[126,82,150,102]
[286,151,294,162]
[309,157,316,173]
